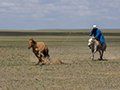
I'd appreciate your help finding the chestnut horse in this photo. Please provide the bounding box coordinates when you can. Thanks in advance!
[28,38,50,65]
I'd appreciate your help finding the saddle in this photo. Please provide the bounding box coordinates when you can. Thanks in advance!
[96,37,99,41]
[95,38,103,49]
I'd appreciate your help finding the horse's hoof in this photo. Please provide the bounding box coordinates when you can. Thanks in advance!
[98,58,103,60]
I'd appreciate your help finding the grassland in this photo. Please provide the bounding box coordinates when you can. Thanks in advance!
[0,29,120,90]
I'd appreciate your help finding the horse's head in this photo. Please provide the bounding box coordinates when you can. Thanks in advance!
[88,37,95,48]
[28,38,36,49]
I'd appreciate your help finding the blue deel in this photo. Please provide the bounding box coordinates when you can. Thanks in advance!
[89,28,105,44]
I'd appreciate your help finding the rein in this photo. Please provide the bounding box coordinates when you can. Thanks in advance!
[61,32,71,45]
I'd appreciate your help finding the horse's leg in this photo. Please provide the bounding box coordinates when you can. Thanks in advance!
[35,54,39,58]
[40,53,45,61]
[91,49,94,60]
[45,49,50,62]
[98,51,102,60]
[92,52,95,60]
[37,55,43,65]
[46,55,50,62]
[33,52,40,65]
[36,51,43,65]
[101,50,104,60]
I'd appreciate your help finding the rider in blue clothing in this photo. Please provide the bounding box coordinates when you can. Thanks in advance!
[89,25,105,49]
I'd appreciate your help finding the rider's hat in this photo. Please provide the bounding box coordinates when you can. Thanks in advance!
[93,25,97,28]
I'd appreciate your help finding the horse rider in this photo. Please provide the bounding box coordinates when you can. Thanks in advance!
[89,25,106,49]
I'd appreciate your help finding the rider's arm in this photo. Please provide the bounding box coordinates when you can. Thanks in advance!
[89,29,93,36]
[94,30,101,39]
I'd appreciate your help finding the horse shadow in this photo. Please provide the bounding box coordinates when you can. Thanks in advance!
[93,59,108,61]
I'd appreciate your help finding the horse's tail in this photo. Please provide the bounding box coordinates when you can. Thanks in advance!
[104,46,107,52]
[43,48,50,57]
[47,48,50,57]
[103,43,107,52]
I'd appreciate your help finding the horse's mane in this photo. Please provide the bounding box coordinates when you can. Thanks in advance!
[30,38,37,44]
[90,37,99,46]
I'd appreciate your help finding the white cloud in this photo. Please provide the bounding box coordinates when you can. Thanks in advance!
[102,16,118,20]
[29,0,39,3]
[99,0,120,8]
[78,10,93,16]
[60,0,69,3]
[0,8,7,12]
[48,18,57,21]
[0,0,120,29]
[31,13,44,18]
[0,2,15,7]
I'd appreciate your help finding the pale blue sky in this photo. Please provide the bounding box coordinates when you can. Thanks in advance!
[0,0,120,30]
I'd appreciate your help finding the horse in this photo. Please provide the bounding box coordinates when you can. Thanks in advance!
[28,38,50,65]
[88,37,107,60]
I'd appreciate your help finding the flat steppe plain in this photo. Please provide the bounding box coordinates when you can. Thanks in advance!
[0,29,120,90]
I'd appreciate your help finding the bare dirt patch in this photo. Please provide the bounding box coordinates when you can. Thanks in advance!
[29,53,64,65]
[40,58,64,65]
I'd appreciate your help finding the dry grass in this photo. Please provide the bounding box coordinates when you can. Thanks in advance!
[0,30,120,90]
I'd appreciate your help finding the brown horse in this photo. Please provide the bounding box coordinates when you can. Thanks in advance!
[28,38,50,65]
